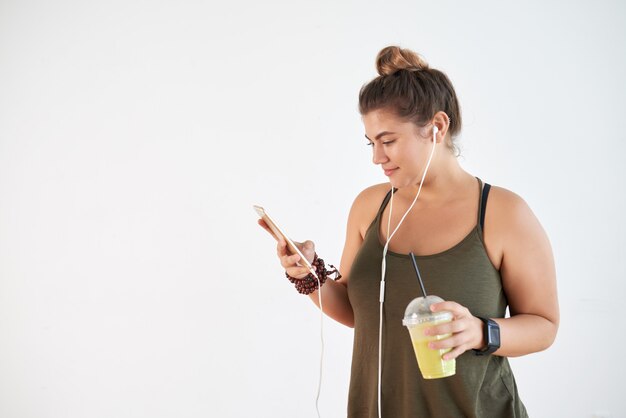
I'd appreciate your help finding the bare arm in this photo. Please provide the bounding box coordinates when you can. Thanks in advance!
[274,236,355,328]
[428,187,559,358]
[258,186,385,328]
[305,191,372,328]
[490,188,559,356]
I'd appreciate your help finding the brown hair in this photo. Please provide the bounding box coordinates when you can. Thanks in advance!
[359,46,462,152]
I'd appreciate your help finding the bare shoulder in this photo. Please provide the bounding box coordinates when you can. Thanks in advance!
[349,183,391,238]
[486,186,539,232]
[338,183,391,283]
[353,183,391,208]
[484,185,550,268]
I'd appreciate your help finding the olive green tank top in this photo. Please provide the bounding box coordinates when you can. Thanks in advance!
[346,179,528,418]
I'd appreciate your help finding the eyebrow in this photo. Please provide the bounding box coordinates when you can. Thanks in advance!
[364,131,397,141]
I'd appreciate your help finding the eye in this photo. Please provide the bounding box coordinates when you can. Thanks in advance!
[366,141,374,147]
[382,140,396,145]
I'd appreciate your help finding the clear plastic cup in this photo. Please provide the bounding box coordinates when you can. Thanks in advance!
[402,295,456,379]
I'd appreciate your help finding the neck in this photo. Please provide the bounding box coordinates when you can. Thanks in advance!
[394,154,473,203]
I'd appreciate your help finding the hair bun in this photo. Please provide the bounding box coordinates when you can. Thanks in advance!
[376,46,429,76]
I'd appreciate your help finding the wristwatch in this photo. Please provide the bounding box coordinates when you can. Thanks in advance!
[473,317,500,355]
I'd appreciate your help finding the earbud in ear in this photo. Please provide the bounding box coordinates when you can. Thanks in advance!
[433,125,439,134]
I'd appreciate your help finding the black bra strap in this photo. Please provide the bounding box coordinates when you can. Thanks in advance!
[480,183,491,231]
[377,187,397,218]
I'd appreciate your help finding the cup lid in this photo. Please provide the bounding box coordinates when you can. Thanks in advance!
[402,295,453,326]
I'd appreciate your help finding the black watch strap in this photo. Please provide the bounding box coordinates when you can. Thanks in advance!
[473,317,500,356]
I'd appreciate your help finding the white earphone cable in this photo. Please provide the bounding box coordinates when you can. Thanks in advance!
[377,126,438,418]
[306,267,323,418]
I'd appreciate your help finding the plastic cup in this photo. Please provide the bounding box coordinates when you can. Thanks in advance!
[402,295,456,379]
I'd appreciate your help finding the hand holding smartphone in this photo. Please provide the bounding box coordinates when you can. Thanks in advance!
[253,205,313,271]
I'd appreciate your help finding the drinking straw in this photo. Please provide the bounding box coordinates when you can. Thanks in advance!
[409,252,427,297]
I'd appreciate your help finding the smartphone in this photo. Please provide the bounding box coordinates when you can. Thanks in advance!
[253,205,313,270]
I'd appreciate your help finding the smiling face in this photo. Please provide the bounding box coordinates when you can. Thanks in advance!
[363,109,435,189]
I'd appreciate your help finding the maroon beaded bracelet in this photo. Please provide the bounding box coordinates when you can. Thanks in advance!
[285,254,342,295]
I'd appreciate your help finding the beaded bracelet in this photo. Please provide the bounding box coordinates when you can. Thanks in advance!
[285,254,342,295]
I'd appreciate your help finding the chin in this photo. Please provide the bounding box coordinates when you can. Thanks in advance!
[389,176,421,189]
[389,181,408,189]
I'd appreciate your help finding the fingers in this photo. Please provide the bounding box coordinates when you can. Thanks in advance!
[275,238,314,279]
[300,240,316,264]
[276,238,289,257]
[424,301,483,359]
[277,238,316,265]
[277,240,300,265]
[427,333,470,361]
[285,266,311,279]
[442,346,466,361]
[425,319,466,337]
[281,253,302,268]
[430,301,470,318]
[281,246,310,279]
[258,214,316,279]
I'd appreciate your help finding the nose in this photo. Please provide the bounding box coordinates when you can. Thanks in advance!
[372,143,389,165]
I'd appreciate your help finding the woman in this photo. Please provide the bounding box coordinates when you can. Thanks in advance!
[259,46,558,418]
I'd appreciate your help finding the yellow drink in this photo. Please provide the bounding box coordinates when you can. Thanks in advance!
[402,295,456,379]
[407,320,456,379]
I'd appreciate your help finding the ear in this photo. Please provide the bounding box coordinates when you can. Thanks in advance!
[431,111,450,143]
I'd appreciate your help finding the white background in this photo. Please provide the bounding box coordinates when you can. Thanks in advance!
[1,1,625,417]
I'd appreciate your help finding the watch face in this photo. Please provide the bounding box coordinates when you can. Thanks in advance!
[473,318,500,355]
[488,325,500,346]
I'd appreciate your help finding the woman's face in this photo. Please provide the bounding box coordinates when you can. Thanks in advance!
[362,109,434,189]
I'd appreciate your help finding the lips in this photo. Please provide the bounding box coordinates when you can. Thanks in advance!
[383,167,398,176]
